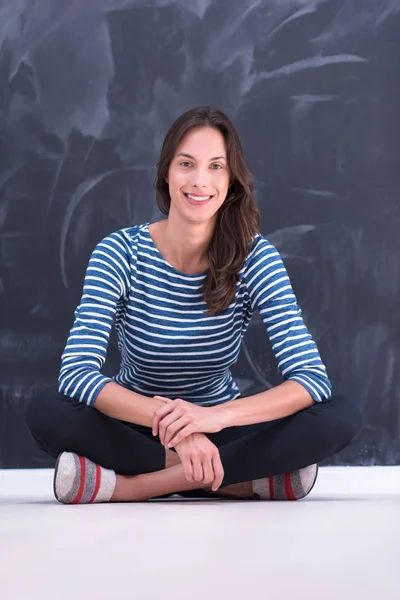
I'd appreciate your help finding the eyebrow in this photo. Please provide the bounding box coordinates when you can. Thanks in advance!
[176,152,226,161]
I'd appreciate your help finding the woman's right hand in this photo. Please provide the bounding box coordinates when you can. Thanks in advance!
[173,432,224,492]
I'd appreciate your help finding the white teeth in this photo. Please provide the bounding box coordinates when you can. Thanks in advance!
[186,194,211,201]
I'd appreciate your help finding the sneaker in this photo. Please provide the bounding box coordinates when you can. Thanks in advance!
[53,451,116,504]
[252,463,318,500]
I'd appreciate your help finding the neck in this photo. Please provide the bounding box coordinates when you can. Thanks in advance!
[162,212,215,273]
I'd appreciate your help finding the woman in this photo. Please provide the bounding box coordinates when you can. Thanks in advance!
[25,106,362,504]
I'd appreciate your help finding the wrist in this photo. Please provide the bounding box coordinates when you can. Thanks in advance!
[210,403,232,430]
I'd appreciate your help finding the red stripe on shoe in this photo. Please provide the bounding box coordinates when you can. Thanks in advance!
[89,464,102,503]
[269,476,275,500]
[284,472,297,500]
[72,455,86,504]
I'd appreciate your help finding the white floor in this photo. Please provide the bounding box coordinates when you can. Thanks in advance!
[0,467,399,600]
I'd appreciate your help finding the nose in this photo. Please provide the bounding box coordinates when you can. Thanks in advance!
[189,166,212,188]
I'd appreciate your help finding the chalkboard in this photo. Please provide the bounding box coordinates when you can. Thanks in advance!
[1,0,399,467]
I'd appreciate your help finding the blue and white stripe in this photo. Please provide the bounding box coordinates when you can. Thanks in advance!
[58,222,332,407]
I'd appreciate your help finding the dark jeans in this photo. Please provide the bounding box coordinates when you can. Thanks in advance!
[25,391,362,496]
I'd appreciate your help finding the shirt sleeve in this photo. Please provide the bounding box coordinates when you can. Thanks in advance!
[245,236,332,402]
[58,229,131,407]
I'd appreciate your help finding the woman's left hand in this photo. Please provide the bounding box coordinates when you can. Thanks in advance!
[152,396,225,447]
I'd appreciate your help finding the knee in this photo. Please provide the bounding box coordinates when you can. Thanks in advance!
[325,395,363,446]
[24,391,79,446]
[24,393,52,441]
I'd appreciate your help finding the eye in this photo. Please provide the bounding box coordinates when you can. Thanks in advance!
[211,164,223,169]
[179,161,192,167]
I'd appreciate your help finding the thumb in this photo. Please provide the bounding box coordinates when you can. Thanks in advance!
[154,395,173,403]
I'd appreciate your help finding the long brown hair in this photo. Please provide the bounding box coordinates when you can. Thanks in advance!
[154,106,260,316]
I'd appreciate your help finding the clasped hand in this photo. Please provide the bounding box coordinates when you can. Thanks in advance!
[152,396,224,447]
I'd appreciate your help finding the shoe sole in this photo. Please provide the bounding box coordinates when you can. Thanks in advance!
[296,463,319,500]
[53,451,70,504]
[254,463,319,501]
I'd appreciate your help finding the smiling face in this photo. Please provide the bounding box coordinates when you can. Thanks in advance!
[165,126,231,224]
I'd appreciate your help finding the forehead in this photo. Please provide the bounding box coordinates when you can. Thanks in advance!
[175,127,226,156]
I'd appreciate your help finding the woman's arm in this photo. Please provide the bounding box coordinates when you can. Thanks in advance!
[244,236,332,403]
[94,381,166,428]
[58,229,131,407]
[211,236,332,428]
[151,381,314,447]
[213,380,314,428]
[58,228,169,426]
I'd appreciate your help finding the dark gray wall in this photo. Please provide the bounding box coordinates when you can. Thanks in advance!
[1,0,399,468]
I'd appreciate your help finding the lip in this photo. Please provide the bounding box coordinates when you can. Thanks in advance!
[183,192,213,205]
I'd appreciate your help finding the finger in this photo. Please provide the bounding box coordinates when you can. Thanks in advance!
[167,424,194,448]
[154,396,174,402]
[163,417,185,447]
[158,410,183,445]
[164,417,190,446]
[152,396,174,435]
[202,454,214,486]
[153,404,173,436]
[192,454,204,483]
[211,453,225,491]
[183,455,194,482]
[152,403,176,436]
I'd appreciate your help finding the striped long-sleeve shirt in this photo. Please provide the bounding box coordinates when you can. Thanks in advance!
[58,222,332,407]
